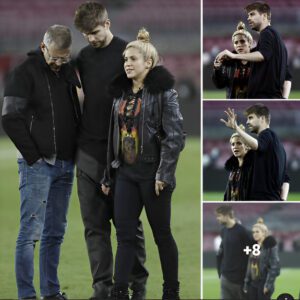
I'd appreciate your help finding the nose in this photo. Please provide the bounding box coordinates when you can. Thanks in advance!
[88,35,95,42]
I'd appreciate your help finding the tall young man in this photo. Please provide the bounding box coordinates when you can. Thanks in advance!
[221,103,289,200]
[73,3,148,299]
[215,205,253,300]
[2,25,81,300]
[216,1,292,99]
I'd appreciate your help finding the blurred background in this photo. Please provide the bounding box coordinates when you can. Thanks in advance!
[0,0,200,136]
[0,1,200,299]
[202,203,300,299]
[203,101,300,200]
[202,0,300,99]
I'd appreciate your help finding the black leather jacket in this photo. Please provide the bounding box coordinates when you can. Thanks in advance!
[103,66,185,188]
[224,150,254,201]
[244,236,280,295]
[212,59,250,99]
[2,49,81,165]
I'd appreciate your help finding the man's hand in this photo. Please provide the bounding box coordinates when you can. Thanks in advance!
[216,50,236,62]
[263,287,269,295]
[101,184,110,196]
[220,108,238,130]
[155,180,165,196]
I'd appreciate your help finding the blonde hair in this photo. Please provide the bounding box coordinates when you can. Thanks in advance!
[253,217,269,237]
[232,21,253,46]
[124,28,159,69]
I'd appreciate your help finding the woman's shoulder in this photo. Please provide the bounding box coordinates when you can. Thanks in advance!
[144,66,175,94]
[262,235,277,249]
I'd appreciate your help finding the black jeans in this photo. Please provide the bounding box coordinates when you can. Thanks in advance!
[76,150,148,296]
[114,174,179,288]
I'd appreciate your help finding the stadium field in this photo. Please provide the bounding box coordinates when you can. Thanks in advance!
[203,268,300,299]
[0,137,200,299]
[203,90,300,100]
[203,192,300,201]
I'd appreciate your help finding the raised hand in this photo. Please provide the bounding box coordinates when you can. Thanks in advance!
[220,107,238,130]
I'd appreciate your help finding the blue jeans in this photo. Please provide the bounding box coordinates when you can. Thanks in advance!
[16,158,74,299]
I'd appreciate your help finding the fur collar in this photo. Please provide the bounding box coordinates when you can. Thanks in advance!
[225,150,254,172]
[109,65,175,98]
[262,235,277,249]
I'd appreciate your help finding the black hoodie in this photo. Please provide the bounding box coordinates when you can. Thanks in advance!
[2,48,81,164]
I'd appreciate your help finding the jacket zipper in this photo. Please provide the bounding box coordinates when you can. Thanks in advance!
[29,115,34,133]
[44,73,57,154]
[140,89,145,154]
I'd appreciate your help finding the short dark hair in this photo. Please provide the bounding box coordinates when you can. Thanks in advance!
[244,103,270,124]
[74,2,108,33]
[43,25,72,49]
[215,205,234,218]
[245,1,271,21]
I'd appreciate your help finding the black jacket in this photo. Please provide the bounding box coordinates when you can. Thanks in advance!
[244,236,280,295]
[212,59,250,99]
[224,150,254,201]
[103,66,185,187]
[2,49,81,165]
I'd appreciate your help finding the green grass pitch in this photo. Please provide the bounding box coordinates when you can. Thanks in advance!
[203,268,300,299]
[0,137,200,299]
[203,90,300,100]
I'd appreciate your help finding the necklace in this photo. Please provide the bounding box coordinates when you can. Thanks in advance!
[132,84,144,94]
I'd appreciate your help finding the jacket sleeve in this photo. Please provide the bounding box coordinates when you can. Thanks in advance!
[155,89,184,187]
[101,99,117,187]
[2,65,40,165]
[243,256,251,290]
[212,65,230,89]
[264,246,280,292]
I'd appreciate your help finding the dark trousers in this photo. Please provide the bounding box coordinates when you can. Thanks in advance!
[114,174,179,288]
[76,150,148,297]
[220,275,246,300]
[247,282,272,300]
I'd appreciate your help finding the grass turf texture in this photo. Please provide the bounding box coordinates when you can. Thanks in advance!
[203,192,300,201]
[0,137,200,299]
[203,90,300,100]
[203,268,300,299]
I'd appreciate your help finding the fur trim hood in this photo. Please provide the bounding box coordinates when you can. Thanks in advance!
[109,65,175,98]
[262,235,277,249]
[225,150,254,172]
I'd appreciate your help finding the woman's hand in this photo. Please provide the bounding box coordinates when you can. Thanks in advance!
[101,184,110,196]
[263,287,269,295]
[155,180,165,196]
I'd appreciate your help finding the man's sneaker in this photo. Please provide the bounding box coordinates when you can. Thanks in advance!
[41,292,67,300]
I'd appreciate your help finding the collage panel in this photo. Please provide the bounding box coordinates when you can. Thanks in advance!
[202,202,300,300]
[203,100,300,202]
[0,1,201,300]
[203,0,299,100]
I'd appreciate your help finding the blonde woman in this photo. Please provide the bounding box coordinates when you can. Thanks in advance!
[224,125,254,200]
[212,21,253,99]
[102,28,184,299]
[243,218,280,300]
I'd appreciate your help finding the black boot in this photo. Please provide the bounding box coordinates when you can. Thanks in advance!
[111,285,129,300]
[130,283,146,300]
[162,282,180,300]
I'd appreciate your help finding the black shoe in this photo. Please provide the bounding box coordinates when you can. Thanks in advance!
[111,285,129,300]
[89,282,111,300]
[162,282,180,300]
[131,288,146,300]
[41,292,67,300]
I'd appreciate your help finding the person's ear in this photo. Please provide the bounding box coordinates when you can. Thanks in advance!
[105,19,111,29]
[145,58,152,69]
